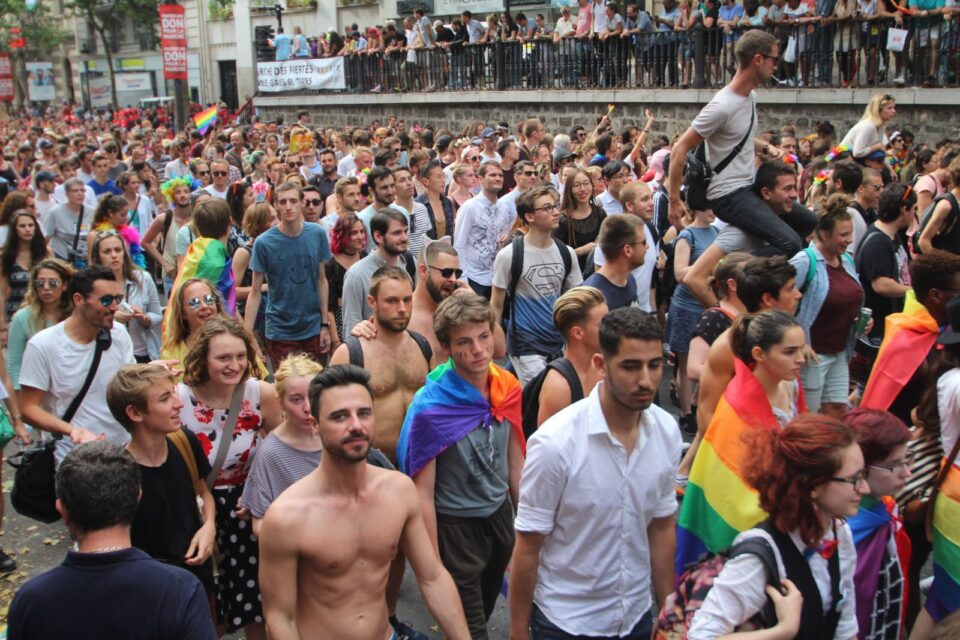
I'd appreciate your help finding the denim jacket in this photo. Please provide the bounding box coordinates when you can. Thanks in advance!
[790,242,863,356]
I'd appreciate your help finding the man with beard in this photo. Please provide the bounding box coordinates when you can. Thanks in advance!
[259,365,470,640]
[342,209,415,337]
[310,148,341,201]
[510,308,679,639]
[322,176,365,236]
[358,167,405,252]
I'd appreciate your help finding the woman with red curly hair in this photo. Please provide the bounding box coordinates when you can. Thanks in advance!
[844,408,913,640]
[325,212,367,349]
[688,415,865,640]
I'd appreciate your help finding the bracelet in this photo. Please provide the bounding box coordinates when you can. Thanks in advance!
[321,322,330,327]
[642,128,651,133]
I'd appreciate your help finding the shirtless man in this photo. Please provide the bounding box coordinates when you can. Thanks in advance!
[677,256,802,478]
[259,364,470,640]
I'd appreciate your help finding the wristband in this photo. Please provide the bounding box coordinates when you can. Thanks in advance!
[321,322,330,327]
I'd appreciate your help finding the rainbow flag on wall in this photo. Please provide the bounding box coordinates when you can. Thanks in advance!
[194,105,218,135]
[163,237,235,339]
[397,359,524,477]
[928,463,960,622]
[861,294,940,412]
[676,359,807,576]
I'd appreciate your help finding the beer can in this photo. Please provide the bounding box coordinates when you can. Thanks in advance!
[855,307,872,336]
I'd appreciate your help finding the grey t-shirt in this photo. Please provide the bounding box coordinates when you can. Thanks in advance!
[691,86,758,201]
[434,417,511,518]
[43,202,95,261]
[715,223,766,255]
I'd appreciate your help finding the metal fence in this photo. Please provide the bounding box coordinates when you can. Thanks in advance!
[270,16,960,94]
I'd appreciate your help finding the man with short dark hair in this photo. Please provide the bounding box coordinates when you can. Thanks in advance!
[8,441,217,640]
[597,161,629,214]
[584,213,646,310]
[88,153,122,197]
[163,141,192,180]
[309,148,341,200]
[454,162,511,299]
[358,166,406,251]
[301,184,324,223]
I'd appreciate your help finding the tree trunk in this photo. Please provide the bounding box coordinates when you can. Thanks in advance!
[12,51,27,111]
[91,10,118,110]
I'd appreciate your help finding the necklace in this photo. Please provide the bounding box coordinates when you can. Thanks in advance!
[79,545,128,554]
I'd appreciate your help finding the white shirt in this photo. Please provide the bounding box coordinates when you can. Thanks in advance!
[163,158,190,180]
[453,192,513,287]
[203,184,229,200]
[688,524,858,639]
[34,194,60,223]
[338,154,357,178]
[938,367,960,458]
[19,321,136,465]
[592,224,657,311]
[516,384,681,636]
[480,150,502,164]
[597,189,624,215]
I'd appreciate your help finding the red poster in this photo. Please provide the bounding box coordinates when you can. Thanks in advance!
[159,4,187,80]
[0,53,13,102]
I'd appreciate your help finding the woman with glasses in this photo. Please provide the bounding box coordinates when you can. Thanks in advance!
[178,317,281,640]
[1,210,49,325]
[789,194,865,417]
[326,213,367,350]
[87,194,146,269]
[90,231,161,363]
[556,168,605,272]
[685,414,862,640]
[6,258,73,391]
[843,408,912,640]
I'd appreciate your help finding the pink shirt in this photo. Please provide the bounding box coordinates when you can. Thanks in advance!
[576,7,592,36]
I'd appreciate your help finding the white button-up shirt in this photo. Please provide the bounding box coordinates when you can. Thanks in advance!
[453,192,512,287]
[515,383,681,636]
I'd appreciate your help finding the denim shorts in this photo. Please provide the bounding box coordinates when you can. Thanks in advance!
[800,351,850,410]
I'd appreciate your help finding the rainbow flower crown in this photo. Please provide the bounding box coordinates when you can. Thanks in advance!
[813,144,850,185]
[160,175,201,202]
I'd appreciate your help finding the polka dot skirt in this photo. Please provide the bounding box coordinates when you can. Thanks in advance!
[214,485,263,631]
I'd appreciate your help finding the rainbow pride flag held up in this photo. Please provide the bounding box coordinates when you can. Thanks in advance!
[861,293,939,412]
[163,238,235,339]
[928,462,960,622]
[194,105,218,135]
[676,358,807,577]
[397,359,524,478]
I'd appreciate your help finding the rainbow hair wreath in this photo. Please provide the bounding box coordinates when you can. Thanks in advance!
[160,175,200,202]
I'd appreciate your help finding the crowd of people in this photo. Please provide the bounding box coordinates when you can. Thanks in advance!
[269,0,960,91]
[0,25,959,640]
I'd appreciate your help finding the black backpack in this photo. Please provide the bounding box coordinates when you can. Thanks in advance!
[520,357,583,439]
[913,192,960,255]
[344,330,432,369]
[505,234,573,348]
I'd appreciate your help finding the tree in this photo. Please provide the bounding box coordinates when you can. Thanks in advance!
[66,0,160,110]
[0,0,70,109]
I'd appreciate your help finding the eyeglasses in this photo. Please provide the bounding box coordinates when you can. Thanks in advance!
[93,294,124,308]
[532,203,559,213]
[186,293,218,310]
[571,181,593,189]
[33,278,62,289]
[830,470,869,488]
[212,171,229,177]
[428,265,464,279]
[865,183,882,191]
[304,198,323,206]
[287,162,302,168]
[870,452,916,475]
[466,156,480,162]
[521,170,537,177]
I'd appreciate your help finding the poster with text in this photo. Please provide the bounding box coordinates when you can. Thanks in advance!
[26,62,56,102]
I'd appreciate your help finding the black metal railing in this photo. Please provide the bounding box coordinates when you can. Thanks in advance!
[264,16,960,94]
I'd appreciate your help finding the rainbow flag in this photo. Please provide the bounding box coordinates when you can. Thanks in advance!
[928,462,960,622]
[676,359,807,576]
[194,105,217,135]
[861,294,939,412]
[397,359,524,478]
[163,237,235,339]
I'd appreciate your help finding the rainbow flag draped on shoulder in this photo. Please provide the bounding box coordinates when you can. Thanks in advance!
[397,359,524,478]
[676,358,807,577]
[861,294,940,411]
[163,237,236,339]
[928,462,960,622]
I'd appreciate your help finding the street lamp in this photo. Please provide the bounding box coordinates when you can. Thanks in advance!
[274,3,283,30]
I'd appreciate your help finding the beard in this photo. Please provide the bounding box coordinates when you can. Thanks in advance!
[376,313,410,333]
[324,433,371,463]
[425,276,446,304]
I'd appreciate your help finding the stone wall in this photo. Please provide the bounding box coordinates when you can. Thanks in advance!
[254,87,958,143]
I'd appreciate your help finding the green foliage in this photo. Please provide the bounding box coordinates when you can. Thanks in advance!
[209,0,234,20]
[0,0,69,55]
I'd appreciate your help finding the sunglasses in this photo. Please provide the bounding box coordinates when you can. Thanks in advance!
[212,171,229,177]
[304,198,323,206]
[186,293,218,310]
[287,162,302,168]
[94,294,124,308]
[33,278,62,289]
[521,170,537,176]
[428,265,464,279]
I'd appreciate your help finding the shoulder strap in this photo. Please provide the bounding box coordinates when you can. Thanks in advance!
[345,335,364,368]
[403,252,417,282]
[62,329,108,425]
[713,94,755,176]
[730,536,782,588]
[167,430,200,494]
[508,234,525,343]
[800,246,817,294]
[406,330,433,367]
[552,357,584,402]
[159,211,174,254]
[553,237,572,288]
[205,383,246,490]
[71,205,85,253]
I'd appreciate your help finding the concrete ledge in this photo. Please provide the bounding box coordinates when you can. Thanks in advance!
[255,87,960,109]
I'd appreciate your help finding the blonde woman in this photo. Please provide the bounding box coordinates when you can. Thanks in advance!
[839,94,896,161]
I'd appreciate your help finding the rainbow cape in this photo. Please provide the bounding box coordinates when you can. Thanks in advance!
[676,358,807,577]
[861,294,940,411]
[928,462,960,622]
[194,105,217,135]
[397,359,524,478]
[163,237,236,338]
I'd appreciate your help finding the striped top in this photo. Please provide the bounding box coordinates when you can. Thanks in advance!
[240,433,319,519]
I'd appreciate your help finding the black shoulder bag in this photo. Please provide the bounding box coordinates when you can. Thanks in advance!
[67,205,88,270]
[684,96,756,211]
[8,329,111,523]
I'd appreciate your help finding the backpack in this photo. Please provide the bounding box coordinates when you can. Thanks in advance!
[344,330,433,369]
[654,537,781,639]
[912,192,960,255]
[798,246,855,301]
[520,357,583,439]
[505,234,573,349]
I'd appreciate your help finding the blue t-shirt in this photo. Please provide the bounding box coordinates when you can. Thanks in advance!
[583,272,639,311]
[87,178,122,197]
[8,548,216,640]
[273,33,293,60]
[719,4,745,41]
[671,225,720,313]
[251,222,332,341]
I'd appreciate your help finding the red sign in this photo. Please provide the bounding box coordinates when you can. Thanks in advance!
[0,53,13,102]
[8,27,23,49]
[159,4,187,80]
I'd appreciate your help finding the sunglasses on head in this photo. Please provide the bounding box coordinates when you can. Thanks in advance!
[94,294,124,308]
[186,293,218,310]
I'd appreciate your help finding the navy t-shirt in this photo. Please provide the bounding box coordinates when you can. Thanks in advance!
[584,272,639,311]
[251,221,332,341]
[8,548,216,640]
